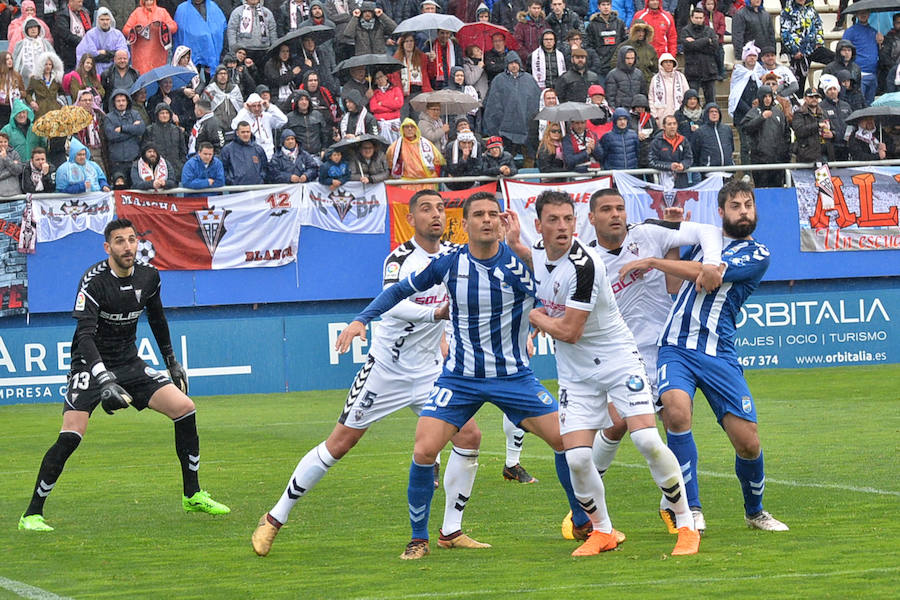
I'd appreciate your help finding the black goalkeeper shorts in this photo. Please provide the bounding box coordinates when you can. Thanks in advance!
[63,357,172,414]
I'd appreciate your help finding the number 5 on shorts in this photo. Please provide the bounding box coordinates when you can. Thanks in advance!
[425,387,453,411]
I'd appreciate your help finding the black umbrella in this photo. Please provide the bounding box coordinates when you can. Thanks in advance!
[335,54,404,80]
[534,102,606,121]
[265,24,335,59]
[843,0,900,14]
[846,105,900,125]
[328,134,390,154]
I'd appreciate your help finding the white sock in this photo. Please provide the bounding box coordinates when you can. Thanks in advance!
[502,414,525,468]
[269,441,337,525]
[591,430,621,476]
[631,428,694,530]
[441,446,479,535]
[565,446,612,533]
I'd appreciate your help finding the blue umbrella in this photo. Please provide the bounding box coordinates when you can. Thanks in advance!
[128,65,197,96]
[871,92,900,108]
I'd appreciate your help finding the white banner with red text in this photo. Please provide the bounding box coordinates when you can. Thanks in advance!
[300,182,387,234]
[34,192,115,243]
[612,173,724,226]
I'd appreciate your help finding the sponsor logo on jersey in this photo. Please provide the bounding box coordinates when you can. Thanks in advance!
[626,374,645,392]
[75,291,86,311]
[386,262,400,276]
[537,390,554,405]
[99,310,143,321]
[741,395,753,413]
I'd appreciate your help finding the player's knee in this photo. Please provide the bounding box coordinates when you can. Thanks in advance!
[661,402,692,432]
[734,437,761,459]
[603,421,627,442]
[452,420,481,449]
[630,427,665,460]
[564,447,594,475]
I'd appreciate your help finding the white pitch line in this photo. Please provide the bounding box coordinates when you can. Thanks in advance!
[0,577,74,600]
[352,566,900,600]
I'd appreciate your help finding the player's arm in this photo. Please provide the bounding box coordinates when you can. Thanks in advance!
[502,210,533,271]
[645,213,725,292]
[145,283,188,394]
[380,259,444,324]
[335,260,446,352]
[721,244,770,283]
[528,305,590,344]
[621,256,725,290]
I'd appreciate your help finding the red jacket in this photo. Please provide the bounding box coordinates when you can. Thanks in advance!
[370,86,404,121]
[633,3,677,58]
[513,11,547,58]
[703,9,727,44]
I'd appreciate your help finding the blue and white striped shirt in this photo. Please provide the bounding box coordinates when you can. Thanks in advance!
[659,238,770,360]
[355,243,537,378]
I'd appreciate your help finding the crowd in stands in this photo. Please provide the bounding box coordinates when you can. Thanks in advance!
[0,0,898,197]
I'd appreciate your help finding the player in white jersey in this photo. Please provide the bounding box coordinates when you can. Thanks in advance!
[620,180,788,532]
[506,190,700,556]
[251,190,487,557]
[585,188,723,536]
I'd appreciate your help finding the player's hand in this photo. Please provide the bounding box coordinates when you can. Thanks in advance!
[619,258,652,282]
[502,210,522,246]
[528,307,547,333]
[695,263,723,293]
[433,302,450,321]
[97,371,133,415]
[663,206,691,222]
[526,331,536,358]
[335,320,367,353]
[165,355,189,394]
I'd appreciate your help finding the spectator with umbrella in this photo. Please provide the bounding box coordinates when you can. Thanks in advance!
[294,26,339,93]
[848,114,888,160]
[122,0,178,74]
[72,89,108,172]
[391,32,433,103]
[227,0,278,66]
[265,43,304,105]
[147,77,194,127]
[347,135,389,184]
[536,121,566,176]
[461,44,489,102]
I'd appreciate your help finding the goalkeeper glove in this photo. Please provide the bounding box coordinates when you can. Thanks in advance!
[164,353,189,394]
[97,371,133,415]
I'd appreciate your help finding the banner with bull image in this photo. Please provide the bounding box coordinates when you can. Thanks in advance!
[115,185,302,270]
[301,182,387,234]
[794,167,900,252]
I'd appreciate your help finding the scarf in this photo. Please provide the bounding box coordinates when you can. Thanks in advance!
[189,112,213,154]
[568,130,588,153]
[77,111,103,148]
[682,105,702,122]
[282,145,299,160]
[278,62,292,100]
[341,106,369,137]
[400,56,423,95]
[239,4,267,37]
[650,70,687,116]
[289,0,308,29]
[894,64,900,86]
[390,135,439,177]
[854,126,879,154]
[137,156,168,182]
[0,75,21,106]
[531,49,565,89]
[70,8,89,37]
[728,64,761,117]
[433,40,456,82]
[29,162,45,191]
[634,111,654,133]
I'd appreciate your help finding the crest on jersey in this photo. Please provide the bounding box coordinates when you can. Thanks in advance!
[742,396,753,413]
[195,206,230,257]
[537,391,554,405]
[75,291,86,311]
[553,281,560,296]
[627,241,640,256]
[626,375,645,392]
[134,289,142,303]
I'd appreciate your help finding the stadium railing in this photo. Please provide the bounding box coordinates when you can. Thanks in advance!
[5,159,900,201]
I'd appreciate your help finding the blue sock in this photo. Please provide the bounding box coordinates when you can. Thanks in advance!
[554,450,589,528]
[666,429,700,509]
[408,460,435,540]
[735,451,765,516]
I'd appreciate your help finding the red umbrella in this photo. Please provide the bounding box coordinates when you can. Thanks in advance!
[456,22,519,53]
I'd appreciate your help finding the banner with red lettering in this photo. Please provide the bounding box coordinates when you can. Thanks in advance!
[0,199,28,317]
[793,167,900,252]
[501,177,612,247]
[613,172,724,226]
[387,183,497,249]
[115,185,302,270]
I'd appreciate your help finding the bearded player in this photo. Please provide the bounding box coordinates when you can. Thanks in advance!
[18,219,229,532]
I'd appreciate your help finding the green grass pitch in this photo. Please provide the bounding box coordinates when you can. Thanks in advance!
[1,365,898,599]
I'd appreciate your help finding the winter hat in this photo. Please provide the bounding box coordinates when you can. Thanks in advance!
[486,136,503,149]
[420,0,441,8]
[759,46,777,57]
[571,48,587,58]
[742,42,760,61]
[819,74,840,92]
[476,2,489,17]
[505,51,522,65]
[588,84,605,97]
[457,131,476,143]
[246,93,263,104]
[836,69,852,83]
[256,84,271,95]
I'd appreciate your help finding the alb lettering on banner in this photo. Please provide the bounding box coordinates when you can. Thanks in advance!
[34,192,115,242]
[301,182,386,234]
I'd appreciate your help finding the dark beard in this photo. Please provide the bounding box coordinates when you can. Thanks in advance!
[723,215,756,238]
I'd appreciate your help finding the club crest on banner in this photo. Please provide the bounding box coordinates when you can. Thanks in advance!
[302,182,387,234]
[195,207,230,257]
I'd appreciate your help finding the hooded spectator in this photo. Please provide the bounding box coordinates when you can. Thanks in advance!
[340,88,380,139]
[319,145,350,188]
[267,129,319,183]
[105,88,147,183]
[598,107,639,170]
[0,132,24,196]
[25,52,65,118]
[131,142,177,190]
[56,137,110,192]
[731,0,774,62]
[842,10,879,105]
[562,117,602,171]
[634,0,677,59]
[8,2,54,56]
[1,99,45,164]
[739,87,786,187]
[513,1,548,58]
[227,0,277,64]
[620,19,658,86]
[836,68,865,111]
[0,53,26,127]
[174,0,228,71]
[483,51,541,156]
[20,146,56,193]
[221,120,269,183]
[72,88,107,172]
[629,93,658,167]
[605,45,646,109]
[14,19,56,82]
[649,114,692,188]
[231,92,289,157]
[824,41,863,102]
[693,102,733,169]
[819,74,852,161]
[348,138,388,184]
[76,7,128,77]
[680,6,719,105]
[674,88,702,148]
[201,64,245,129]
[181,140,225,187]
[531,29,566,90]
[586,0,627,80]
[171,46,203,109]
[280,0,314,39]
[649,52,688,125]
[729,42,761,166]
[54,0,94,71]
[122,0,178,74]
[100,50,139,111]
[342,2,396,55]
[298,30,339,93]
[100,0,140,27]
[147,77,194,129]
[265,44,304,106]
[792,88,833,163]
[285,89,331,156]
[444,130,482,190]
[386,117,445,191]
[142,103,188,178]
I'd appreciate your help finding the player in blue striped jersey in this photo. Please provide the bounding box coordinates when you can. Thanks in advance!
[336,191,592,559]
[620,179,788,532]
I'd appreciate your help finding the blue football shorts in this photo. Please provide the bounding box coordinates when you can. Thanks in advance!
[656,345,757,425]
[420,370,558,430]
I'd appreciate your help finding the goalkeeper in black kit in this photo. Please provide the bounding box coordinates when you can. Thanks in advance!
[18,218,229,532]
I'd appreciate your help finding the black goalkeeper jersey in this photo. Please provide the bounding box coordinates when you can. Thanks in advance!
[71,260,173,372]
